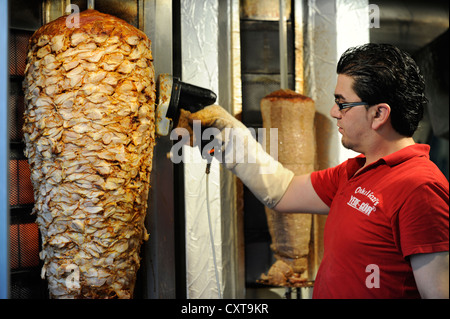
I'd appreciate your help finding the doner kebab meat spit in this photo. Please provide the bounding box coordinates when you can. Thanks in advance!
[259,89,316,286]
[23,9,155,299]
[23,9,216,298]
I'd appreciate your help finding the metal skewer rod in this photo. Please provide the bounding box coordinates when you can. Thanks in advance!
[279,0,288,89]
[87,0,95,10]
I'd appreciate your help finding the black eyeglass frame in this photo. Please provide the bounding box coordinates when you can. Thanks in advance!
[334,99,369,111]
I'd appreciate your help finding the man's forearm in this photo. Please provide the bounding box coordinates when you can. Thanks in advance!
[411,251,449,299]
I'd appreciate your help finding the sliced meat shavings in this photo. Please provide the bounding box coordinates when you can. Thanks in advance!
[23,9,155,299]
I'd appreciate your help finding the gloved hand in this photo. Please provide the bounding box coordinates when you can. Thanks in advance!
[174,109,195,146]
[186,105,294,209]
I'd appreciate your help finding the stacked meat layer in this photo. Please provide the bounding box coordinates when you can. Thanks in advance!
[22,10,155,298]
[260,89,316,286]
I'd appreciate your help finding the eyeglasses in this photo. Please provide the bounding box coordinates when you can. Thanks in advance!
[334,98,369,111]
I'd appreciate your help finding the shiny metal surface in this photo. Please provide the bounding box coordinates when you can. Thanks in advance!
[87,0,95,9]
[279,0,288,89]
[141,0,176,299]
[42,0,70,24]
[370,0,449,53]
[144,0,173,77]
[0,0,9,300]
[240,0,291,21]
[155,74,173,136]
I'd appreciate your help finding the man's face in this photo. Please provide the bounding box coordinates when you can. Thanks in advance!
[331,74,372,154]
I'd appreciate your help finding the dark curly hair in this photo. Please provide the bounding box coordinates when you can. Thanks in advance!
[337,43,427,137]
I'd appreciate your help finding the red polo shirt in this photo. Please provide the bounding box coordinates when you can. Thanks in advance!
[310,144,449,299]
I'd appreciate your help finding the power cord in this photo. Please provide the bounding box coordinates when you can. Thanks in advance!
[205,151,222,299]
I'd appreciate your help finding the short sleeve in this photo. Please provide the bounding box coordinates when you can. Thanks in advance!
[310,162,347,207]
[394,182,449,258]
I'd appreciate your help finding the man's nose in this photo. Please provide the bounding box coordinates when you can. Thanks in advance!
[330,103,341,119]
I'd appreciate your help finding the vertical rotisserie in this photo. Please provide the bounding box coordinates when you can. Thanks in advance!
[260,89,316,286]
[22,9,155,298]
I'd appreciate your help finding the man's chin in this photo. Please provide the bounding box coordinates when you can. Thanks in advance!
[341,138,355,151]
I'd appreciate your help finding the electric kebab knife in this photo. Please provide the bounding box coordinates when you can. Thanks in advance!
[155,74,217,160]
[155,73,217,136]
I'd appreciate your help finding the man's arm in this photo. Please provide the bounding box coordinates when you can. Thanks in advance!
[410,251,449,299]
[187,105,330,213]
[274,174,329,214]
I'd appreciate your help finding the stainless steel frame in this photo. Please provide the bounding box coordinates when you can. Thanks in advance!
[140,0,177,299]
[0,0,10,300]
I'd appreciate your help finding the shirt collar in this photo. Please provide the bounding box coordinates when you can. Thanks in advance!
[382,143,430,166]
[346,144,430,178]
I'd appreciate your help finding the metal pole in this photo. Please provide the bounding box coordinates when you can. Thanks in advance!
[141,0,176,299]
[87,0,95,9]
[279,0,288,89]
[0,0,10,300]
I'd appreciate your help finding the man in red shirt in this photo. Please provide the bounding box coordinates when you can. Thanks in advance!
[182,43,449,298]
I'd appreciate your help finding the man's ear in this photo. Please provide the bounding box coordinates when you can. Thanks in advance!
[371,103,391,130]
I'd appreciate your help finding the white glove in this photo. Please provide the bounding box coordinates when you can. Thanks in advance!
[188,105,294,209]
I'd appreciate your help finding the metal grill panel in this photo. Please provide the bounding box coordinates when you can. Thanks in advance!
[9,80,25,143]
[9,159,34,206]
[8,26,44,299]
[8,29,31,76]
[10,223,40,270]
